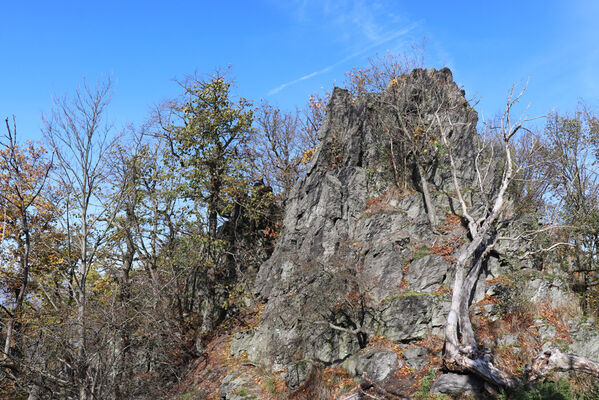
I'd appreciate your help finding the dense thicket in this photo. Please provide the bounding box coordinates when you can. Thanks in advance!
[0,71,321,399]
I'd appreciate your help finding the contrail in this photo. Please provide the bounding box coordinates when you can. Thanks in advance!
[268,23,418,95]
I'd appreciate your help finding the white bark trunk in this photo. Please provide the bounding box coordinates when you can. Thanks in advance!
[416,161,438,229]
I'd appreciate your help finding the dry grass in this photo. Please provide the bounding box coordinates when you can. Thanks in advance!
[399,260,410,289]
[170,304,298,400]
[291,365,356,400]
[413,334,445,354]
[361,188,403,216]
[431,238,458,263]
[536,300,574,342]
[470,293,580,377]
[438,212,466,233]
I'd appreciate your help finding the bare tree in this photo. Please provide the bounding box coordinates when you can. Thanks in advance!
[0,118,55,400]
[380,69,456,229]
[540,108,599,311]
[437,85,599,389]
[43,77,121,400]
[250,102,306,203]
[344,50,444,230]
[298,92,329,151]
[344,47,425,97]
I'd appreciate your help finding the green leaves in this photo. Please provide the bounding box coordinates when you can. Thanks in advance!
[169,72,254,237]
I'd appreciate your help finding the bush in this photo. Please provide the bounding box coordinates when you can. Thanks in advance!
[494,274,531,317]
[499,379,599,400]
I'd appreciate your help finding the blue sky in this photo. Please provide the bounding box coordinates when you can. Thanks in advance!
[1,1,598,142]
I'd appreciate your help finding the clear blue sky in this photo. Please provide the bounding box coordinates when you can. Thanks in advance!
[1,1,598,142]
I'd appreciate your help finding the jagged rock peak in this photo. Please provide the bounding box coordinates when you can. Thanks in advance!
[247,67,480,388]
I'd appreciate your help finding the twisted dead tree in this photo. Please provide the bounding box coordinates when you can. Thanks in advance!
[439,84,599,390]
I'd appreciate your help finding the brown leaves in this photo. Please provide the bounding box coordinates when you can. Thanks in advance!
[431,239,458,263]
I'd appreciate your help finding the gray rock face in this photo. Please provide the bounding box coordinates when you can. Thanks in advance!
[402,346,430,370]
[379,295,436,341]
[219,374,255,400]
[361,352,399,382]
[285,360,313,390]
[538,324,557,341]
[524,275,578,309]
[497,333,519,347]
[570,320,599,360]
[344,351,402,382]
[249,69,480,380]
[431,373,485,396]
[230,330,254,357]
[406,255,449,293]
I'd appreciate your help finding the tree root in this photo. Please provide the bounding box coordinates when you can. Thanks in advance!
[442,345,599,395]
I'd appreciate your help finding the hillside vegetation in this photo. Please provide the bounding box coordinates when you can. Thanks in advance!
[1,54,599,399]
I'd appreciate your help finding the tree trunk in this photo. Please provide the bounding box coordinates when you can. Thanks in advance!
[114,228,134,400]
[434,86,599,394]
[201,297,214,334]
[3,211,31,359]
[416,161,437,229]
[77,222,89,400]
[208,175,221,240]
[27,384,41,400]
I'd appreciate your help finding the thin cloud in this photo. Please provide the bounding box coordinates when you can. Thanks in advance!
[318,0,401,42]
[268,24,417,95]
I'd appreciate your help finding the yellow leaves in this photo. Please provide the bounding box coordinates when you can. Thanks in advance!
[309,94,326,111]
[413,125,424,138]
[91,276,117,303]
[46,253,64,266]
[387,76,407,90]
[300,148,314,165]
[0,140,56,235]
[92,278,112,292]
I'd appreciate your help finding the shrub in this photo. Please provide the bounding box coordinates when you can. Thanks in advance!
[414,369,451,400]
[499,379,599,400]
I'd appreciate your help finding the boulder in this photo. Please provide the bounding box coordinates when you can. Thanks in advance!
[402,346,430,370]
[431,373,485,396]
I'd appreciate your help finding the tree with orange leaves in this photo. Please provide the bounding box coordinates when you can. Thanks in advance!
[0,116,55,391]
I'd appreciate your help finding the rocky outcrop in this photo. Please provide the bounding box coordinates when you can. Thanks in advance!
[206,68,599,400]
[246,69,481,386]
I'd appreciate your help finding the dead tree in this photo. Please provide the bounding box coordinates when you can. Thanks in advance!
[439,84,599,389]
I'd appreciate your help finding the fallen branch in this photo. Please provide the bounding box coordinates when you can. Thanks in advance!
[528,349,599,381]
